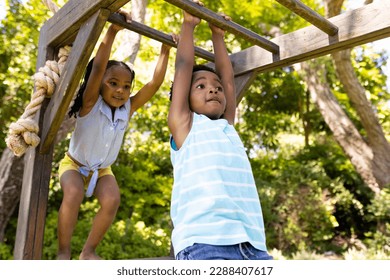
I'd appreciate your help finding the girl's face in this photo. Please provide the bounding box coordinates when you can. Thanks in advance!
[189,70,226,120]
[101,65,133,109]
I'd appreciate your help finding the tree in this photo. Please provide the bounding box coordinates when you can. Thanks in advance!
[113,0,147,64]
[301,0,390,193]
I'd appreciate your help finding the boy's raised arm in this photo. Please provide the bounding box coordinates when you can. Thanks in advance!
[168,10,201,149]
[209,15,236,125]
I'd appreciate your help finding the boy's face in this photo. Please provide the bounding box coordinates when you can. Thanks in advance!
[189,70,226,120]
[101,65,133,109]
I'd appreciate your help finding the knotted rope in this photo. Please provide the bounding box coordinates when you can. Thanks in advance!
[5,0,75,157]
[6,46,72,157]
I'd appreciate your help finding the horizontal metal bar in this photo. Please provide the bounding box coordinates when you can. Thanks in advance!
[164,0,280,54]
[275,0,339,35]
[108,13,215,62]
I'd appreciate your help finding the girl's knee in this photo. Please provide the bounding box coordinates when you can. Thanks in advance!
[66,185,84,198]
[96,176,121,209]
[61,184,84,205]
[100,193,120,211]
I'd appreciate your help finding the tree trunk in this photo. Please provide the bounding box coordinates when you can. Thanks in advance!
[301,61,380,194]
[326,0,389,191]
[332,49,390,189]
[299,0,390,193]
[0,149,24,242]
[113,0,147,64]
[327,0,390,189]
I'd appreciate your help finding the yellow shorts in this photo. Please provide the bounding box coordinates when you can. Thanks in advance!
[58,153,114,188]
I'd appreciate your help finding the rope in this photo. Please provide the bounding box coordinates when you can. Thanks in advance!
[6,46,72,157]
[6,0,76,157]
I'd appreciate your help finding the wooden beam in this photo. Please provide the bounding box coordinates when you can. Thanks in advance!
[13,118,55,260]
[108,13,215,61]
[13,29,55,259]
[234,72,258,104]
[41,0,130,47]
[275,0,338,35]
[230,0,390,76]
[40,9,110,154]
[164,0,280,54]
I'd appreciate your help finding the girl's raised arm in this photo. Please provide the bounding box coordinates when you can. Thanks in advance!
[129,39,175,117]
[79,10,131,117]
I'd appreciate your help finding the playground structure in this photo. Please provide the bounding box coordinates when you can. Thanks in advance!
[12,0,390,259]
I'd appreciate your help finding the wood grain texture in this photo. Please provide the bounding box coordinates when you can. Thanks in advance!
[230,0,390,75]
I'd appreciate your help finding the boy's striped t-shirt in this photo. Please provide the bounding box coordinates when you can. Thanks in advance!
[170,113,267,256]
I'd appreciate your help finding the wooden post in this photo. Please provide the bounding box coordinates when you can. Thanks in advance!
[14,5,116,260]
[13,27,55,259]
[234,72,259,104]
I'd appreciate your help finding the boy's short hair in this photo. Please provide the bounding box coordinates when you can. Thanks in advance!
[169,64,218,101]
[192,64,217,75]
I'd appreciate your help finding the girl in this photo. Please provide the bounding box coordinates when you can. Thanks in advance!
[57,10,175,260]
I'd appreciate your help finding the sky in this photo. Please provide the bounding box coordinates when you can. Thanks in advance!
[0,0,389,86]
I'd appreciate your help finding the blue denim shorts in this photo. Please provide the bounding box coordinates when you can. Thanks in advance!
[176,243,273,260]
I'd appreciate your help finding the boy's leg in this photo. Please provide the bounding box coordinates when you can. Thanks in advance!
[57,170,85,260]
[239,243,273,260]
[79,175,120,260]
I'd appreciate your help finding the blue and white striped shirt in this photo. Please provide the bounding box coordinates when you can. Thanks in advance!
[170,113,267,256]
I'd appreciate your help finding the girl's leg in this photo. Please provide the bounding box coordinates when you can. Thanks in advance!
[79,175,120,260]
[57,170,85,260]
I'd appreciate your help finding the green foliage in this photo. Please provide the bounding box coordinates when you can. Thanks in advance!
[0,242,13,260]
[98,220,170,259]
[367,189,390,223]
[269,247,390,260]
[43,210,171,260]
[238,69,307,150]
[291,250,328,260]
[364,189,390,254]
[248,134,389,258]
[343,246,390,260]
[0,0,49,151]
[352,46,390,132]
[250,147,336,255]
